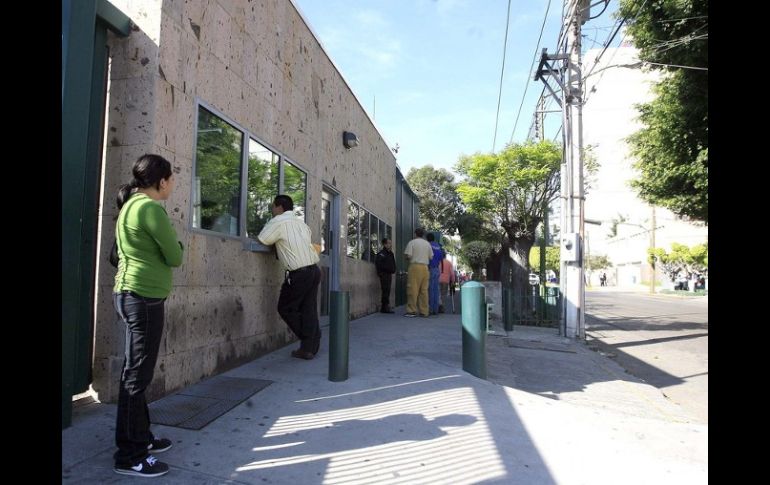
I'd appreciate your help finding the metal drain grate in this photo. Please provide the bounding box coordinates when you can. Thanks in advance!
[149,376,272,430]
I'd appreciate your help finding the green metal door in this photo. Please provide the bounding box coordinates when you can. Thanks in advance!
[62,0,130,429]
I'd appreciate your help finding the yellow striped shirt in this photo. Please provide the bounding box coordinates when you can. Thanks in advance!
[257,211,319,271]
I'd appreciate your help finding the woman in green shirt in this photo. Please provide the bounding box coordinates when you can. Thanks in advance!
[112,154,183,478]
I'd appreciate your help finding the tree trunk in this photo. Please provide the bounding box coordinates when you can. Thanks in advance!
[485,243,510,282]
[511,237,535,319]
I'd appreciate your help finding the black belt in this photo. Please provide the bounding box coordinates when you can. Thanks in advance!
[288,264,316,274]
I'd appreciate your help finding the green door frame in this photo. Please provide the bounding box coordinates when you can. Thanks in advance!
[394,169,420,307]
[62,0,130,429]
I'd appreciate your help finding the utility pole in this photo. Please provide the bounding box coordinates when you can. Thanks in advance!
[650,206,656,294]
[534,0,589,339]
[536,94,547,315]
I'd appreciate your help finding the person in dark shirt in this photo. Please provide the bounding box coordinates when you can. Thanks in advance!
[374,238,397,313]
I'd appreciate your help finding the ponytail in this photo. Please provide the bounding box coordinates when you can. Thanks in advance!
[116,179,139,210]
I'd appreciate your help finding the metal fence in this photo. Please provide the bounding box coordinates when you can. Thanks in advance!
[505,285,562,328]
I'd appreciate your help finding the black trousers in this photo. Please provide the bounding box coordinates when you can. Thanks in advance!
[113,291,165,466]
[379,273,393,308]
[278,264,322,353]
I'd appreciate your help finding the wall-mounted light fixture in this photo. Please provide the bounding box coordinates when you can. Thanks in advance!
[343,131,359,149]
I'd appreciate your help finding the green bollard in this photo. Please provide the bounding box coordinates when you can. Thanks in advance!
[461,281,487,379]
[329,291,349,382]
[503,287,514,331]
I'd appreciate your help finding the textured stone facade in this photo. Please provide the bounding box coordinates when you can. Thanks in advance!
[93,0,396,402]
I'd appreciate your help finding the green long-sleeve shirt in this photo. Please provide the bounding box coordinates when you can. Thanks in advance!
[113,193,184,298]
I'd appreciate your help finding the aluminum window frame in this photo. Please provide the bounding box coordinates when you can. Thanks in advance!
[191,99,308,253]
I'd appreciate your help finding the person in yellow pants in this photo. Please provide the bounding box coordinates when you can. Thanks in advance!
[403,228,433,317]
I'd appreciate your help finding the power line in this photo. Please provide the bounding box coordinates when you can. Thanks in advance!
[491,0,513,153]
[656,15,708,23]
[643,61,707,71]
[508,0,553,145]
[584,0,652,104]
[586,0,610,21]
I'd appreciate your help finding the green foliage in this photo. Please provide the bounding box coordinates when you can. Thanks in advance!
[587,254,613,270]
[618,0,708,223]
[246,146,279,238]
[283,162,307,219]
[455,140,562,243]
[405,165,463,235]
[647,242,708,281]
[529,246,560,275]
[195,109,243,234]
[459,240,494,278]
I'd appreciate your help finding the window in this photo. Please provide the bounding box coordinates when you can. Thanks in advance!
[246,138,279,238]
[192,103,308,247]
[283,160,306,221]
[193,107,243,235]
[346,198,388,264]
[321,191,331,255]
[369,215,379,261]
[359,210,369,261]
[347,201,359,258]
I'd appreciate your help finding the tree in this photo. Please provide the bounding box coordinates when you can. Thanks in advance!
[195,113,243,232]
[647,242,708,282]
[459,241,495,280]
[455,140,562,295]
[587,254,613,271]
[529,246,561,276]
[405,165,463,235]
[618,0,708,223]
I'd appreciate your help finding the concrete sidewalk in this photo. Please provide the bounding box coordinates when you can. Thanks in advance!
[63,309,707,484]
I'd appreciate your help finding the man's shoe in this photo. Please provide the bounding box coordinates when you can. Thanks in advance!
[291,349,315,360]
[114,455,169,477]
[404,312,417,317]
[148,437,173,453]
[438,305,445,313]
[381,306,395,313]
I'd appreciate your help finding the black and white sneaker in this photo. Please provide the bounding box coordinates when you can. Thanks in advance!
[147,437,173,453]
[114,455,169,477]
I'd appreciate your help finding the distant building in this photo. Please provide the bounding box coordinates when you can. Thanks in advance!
[581,44,707,288]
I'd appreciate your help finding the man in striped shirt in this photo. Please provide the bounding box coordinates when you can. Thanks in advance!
[258,195,322,360]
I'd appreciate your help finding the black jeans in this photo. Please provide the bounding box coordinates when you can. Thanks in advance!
[113,291,165,466]
[379,273,393,308]
[278,264,322,353]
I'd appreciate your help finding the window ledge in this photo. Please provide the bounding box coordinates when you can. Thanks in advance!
[244,240,271,252]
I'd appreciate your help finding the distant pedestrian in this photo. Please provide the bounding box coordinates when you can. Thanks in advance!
[426,233,444,315]
[438,253,456,313]
[375,238,396,313]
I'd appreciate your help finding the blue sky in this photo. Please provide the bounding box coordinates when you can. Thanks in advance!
[294,0,619,176]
